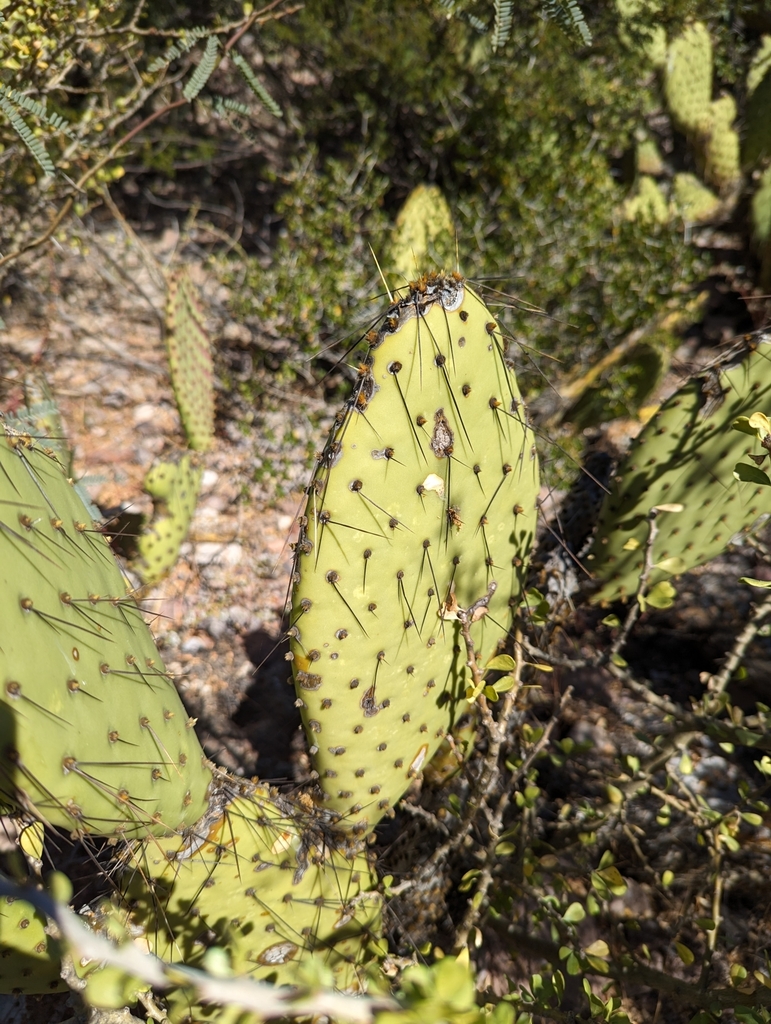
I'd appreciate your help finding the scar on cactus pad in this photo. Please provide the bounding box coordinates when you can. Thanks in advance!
[290,272,539,833]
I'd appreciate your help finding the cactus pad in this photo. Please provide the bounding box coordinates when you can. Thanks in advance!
[0,889,65,994]
[673,172,720,223]
[703,94,740,191]
[0,429,211,837]
[121,787,381,1020]
[166,268,215,452]
[584,341,771,603]
[743,65,771,169]
[136,453,202,584]
[389,185,455,285]
[664,22,713,137]
[623,175,669,224]
[290,273,539,831]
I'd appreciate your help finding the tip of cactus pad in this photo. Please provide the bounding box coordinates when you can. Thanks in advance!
[290,272,539,830]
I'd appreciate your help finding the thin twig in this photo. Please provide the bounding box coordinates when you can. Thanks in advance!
[704,588,771,699]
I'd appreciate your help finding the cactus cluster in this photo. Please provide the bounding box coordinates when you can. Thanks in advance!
[584,339,771,603]
[1,272,535,1015]
[290,272,539,832]
[0,422,380,1015]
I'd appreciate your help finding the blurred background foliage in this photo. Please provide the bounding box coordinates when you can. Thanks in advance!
[3,0,769,402]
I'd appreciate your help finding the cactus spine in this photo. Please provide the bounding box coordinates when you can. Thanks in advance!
[290,272,539,832]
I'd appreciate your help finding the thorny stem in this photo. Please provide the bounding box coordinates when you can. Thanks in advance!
[454,685,572,951]
[606,506,661,662]
[704,588,771,700]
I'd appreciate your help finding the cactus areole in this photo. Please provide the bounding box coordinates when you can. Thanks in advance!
[290,272,539,831]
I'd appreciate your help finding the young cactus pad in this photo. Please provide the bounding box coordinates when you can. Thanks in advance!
[584,339,771,603]
[136,453,203,584]
[122,787,381,1021]
[290,273,539,830]
[166,267,215,452]
[0,429,211,837]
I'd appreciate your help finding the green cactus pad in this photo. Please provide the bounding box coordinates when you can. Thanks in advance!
[389,185,455,285]
[748,35,771,96]
[673,172,720,223]
[136,453,202,584]
[120,787,381,1020]
[0,889,65,994]
[703,95,740,191]
[0,430,211,837]
[743,65,771,169]
[584,341,771,604]
[664,22,713,137]
[636,139,665,177]
[753,167,771,245]
[166,268,215,452]
[623,175,669,224]
[290,273,539,830]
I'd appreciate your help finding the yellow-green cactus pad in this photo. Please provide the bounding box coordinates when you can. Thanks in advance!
[673,172,720,223]
[0,889,65,995]
[623,175,669,224]
[122,786,381,1021]
[703,94,740,191]
[743,65,771,169]
[0,430,211,837]
[664,22,713,137]
[389,185,455,284]
[136,453,202,584]
[290,273,539,832]
[584,341,771,603]
[166,268,215,452]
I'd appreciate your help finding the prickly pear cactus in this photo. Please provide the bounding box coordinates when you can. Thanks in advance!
[136,452,202,584]
[673,172,720,223]
[122,787,381,1021]
[584,340,771,603]
[743,63,771,169]
[623,175,668,224]
[166,267,215,452]
[664,22,713,137]
[290,272,539,831]
[0,888,65,994]
[389,185,455,284]
[0,429,211,837]
[703,94,740,191]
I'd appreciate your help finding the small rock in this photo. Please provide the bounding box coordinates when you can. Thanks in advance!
[181,635,211,655]
[193,541,243,566]
[202,469,219,490]
[200,615,229,640]
[133,402,156,425]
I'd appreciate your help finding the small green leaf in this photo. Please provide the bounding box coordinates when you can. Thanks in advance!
[622,537,641,551]
[584,939,610,957]
[646,580,677,609]
[562,902,586,923]
[675,941,694,966]
[732,415,758,436]
[610,652,628,667]
[486,654,516,671]
[741,812,763,825]
[655,556,687,574]
[734,463,771,485]
[601,614,621,627]
[741,577,771,589]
